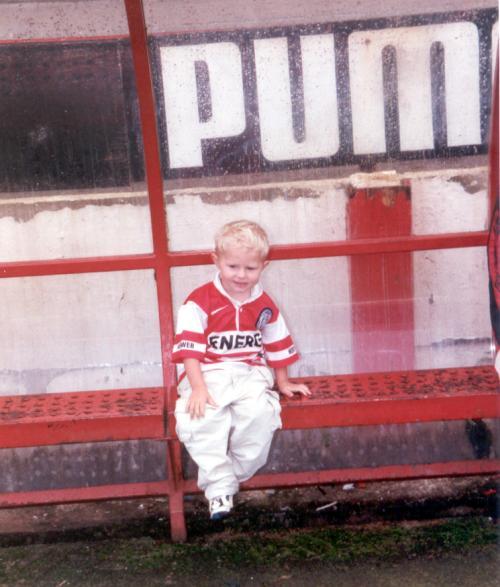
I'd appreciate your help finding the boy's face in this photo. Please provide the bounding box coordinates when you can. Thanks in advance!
[212,246,268,302]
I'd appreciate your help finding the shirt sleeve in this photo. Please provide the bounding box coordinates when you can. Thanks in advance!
[261,310,299,368]
[172,299,208,363]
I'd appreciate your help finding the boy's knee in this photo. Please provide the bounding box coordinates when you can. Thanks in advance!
[234,396,281,438]
[247,395,279,426]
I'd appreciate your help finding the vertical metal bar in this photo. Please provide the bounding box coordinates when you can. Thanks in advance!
[123,0,186,541]
[123,0,173,381]
[348,186,415,372]
[488,57,498,221]
[487,57,499,354]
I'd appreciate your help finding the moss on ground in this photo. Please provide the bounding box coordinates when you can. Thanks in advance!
[0,516,497,585]
[100,517,498,571]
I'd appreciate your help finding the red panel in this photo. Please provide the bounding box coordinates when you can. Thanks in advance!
[348,187,414,372]
[0,388,164,448]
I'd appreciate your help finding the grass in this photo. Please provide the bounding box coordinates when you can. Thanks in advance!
[114,517,498,571]
[1,516,496,585]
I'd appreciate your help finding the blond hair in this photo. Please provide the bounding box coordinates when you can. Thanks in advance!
[214,220,269,259]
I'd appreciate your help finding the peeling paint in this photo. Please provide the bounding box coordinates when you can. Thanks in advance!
[0,194,148,223]
[166,186,323,206]
[448,174,487,194]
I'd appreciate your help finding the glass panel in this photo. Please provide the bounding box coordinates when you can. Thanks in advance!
[412,171,490,234]
[144,0,494,252]
[414,247,493,369]
[171,258,353,377]
[0,271,162,395]
[166,184,347,251]
[172,246,493,377]
[153,0,495,378]
[0,1,151,261]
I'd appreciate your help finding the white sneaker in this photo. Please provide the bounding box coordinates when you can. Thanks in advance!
[209,495,233,520]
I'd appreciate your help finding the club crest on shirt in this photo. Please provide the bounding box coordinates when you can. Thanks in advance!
[256,307,273,329]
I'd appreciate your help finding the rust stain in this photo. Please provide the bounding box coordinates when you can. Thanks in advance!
[381,188,397,207]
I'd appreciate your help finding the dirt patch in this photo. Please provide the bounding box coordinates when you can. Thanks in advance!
[0,476,497,546]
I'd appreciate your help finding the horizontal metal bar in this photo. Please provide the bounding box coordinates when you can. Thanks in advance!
[167,231,488,267]
[0,231,487,278]
[3,460,497,507]
[0,254,157,279]
[182,459,500,493]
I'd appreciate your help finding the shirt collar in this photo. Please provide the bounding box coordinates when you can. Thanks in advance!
[213,272,263,306]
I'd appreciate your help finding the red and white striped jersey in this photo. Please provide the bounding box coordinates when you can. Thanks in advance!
[172,274,298,378]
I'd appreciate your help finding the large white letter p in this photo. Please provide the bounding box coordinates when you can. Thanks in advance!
[160,42,246,169]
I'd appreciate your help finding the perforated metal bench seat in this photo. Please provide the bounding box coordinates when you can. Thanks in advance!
[1,367,497,450]
[0,387,165,449]
[281,365,499,429]
[0,365,498,542]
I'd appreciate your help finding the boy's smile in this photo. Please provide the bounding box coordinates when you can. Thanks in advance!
[212,246,268,302]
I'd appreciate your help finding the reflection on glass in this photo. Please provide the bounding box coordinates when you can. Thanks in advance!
[172,247,493,379]
[0,1,152,261]
[414,248,492,369]
[171,258,352,377]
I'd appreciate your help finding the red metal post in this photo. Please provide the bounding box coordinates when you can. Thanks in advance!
[348,186,415,372]
[487,57,499,355]
[488,57,498,221]
[123,0,186,541]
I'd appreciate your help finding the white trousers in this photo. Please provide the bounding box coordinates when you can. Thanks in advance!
[175,364,281,500]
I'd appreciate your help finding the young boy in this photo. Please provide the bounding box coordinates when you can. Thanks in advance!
[172,220,310,520]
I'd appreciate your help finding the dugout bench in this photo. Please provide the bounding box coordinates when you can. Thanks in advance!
[0,364,499,541]
[1,0,499,543]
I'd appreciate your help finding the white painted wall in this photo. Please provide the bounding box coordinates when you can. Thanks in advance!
[0,192,153,262]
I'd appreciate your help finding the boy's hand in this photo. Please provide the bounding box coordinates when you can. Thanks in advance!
[277,379,311,398]
[186,386,218,419]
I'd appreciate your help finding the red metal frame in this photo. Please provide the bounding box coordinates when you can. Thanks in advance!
[489,58,498,220]
[0,0,497,543]
[122,0,188,540]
